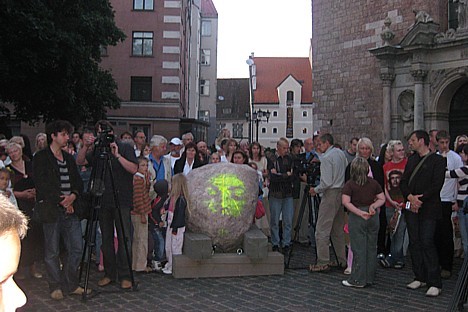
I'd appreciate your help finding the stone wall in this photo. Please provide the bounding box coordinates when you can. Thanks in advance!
[311,0,447,147]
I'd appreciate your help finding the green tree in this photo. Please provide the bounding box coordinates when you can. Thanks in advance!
[0,0,126,126]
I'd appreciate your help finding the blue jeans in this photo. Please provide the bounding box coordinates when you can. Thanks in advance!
[385,207,406,265]
[43,214,83,293]
[151,227,165,262]
[459,210,468,255]
[269,196,294,247]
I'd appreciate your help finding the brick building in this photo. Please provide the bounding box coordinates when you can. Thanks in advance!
[99,0,217,141]
[311,0,468,147]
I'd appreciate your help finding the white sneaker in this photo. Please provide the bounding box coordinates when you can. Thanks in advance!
[406,280,427,290]
[426,287,441,297]
[344,267,351,275]
[151,260,162,271]
[162,267,172,275]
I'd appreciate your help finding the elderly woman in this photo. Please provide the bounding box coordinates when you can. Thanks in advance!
[342,157,385,287]
[173,142,202,175]
[346,137,388,265]
[6,142,43,279]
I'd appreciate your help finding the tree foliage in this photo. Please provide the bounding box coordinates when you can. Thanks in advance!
[0,0,126,126]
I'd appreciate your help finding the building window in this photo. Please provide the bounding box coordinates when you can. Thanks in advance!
[302,111,308,117]
[132,32,153,56]
[222,108,231,114]
[216,123,226,135]
[200,79,210,96]
[287,91,294,105]
[201,21,211,36]
[232,123,243,138]
[261,127,266,134]
[131,77,152,101]
[199,110,210,122]
[273,111,278,117]
[201,49,211,65]
[133,0,153,10]
[273,128,278,134]
[302,128,308,134]
[448,1,458,29]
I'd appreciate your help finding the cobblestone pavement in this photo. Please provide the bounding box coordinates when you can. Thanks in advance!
[17,245,462,311]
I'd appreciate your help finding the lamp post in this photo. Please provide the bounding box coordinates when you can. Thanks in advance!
[251,109,271,143]
[246,53,256,143]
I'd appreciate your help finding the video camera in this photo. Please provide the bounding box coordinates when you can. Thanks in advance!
[294,157,321,187]
[95,122,115,149]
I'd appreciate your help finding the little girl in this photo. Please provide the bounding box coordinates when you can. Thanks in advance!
[162,173,188,275]
[0,168,18,208]
[131,157,152,272]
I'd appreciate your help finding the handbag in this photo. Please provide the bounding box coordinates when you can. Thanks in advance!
[255,199,266,219]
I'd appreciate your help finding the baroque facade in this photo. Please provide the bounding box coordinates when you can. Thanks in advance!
[311,0,468,146]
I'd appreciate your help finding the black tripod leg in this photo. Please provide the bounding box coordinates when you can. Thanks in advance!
[81,207,99,300]
[286,186,309,268]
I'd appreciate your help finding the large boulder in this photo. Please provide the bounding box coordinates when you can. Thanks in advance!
[186,163,258,251]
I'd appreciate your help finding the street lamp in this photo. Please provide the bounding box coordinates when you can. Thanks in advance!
[246,53,256,143]
[251,109,270,143]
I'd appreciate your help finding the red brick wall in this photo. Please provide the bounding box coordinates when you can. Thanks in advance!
[311,0,447,146]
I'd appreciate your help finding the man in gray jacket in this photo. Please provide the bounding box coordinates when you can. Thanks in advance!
[309,133,348,272]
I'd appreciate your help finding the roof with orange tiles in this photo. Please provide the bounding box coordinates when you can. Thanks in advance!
[201,0,218,18]
[253,57,312,104]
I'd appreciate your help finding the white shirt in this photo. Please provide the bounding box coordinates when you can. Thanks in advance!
[183,160,194,176]
[438,150,463,202]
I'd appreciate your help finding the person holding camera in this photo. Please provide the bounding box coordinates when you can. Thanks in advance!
[308,133,348,272]
[76,120,138,289]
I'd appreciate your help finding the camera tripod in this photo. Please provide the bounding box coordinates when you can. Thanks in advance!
[285,184,339,269]
[448,255,468,311]
[78,145,137,300]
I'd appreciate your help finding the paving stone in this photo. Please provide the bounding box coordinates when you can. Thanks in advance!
[16,244,462,311]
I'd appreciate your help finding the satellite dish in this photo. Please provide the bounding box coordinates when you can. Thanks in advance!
[245,59,254,66]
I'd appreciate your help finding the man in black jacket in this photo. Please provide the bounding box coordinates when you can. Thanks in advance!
[33,120,85,300]
[400,130,446,297]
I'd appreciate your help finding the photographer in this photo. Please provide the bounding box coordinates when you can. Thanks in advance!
[76,120,138,289]
[308,133,348,272]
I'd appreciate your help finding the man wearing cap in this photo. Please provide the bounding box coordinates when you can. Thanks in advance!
[167,137,183,169]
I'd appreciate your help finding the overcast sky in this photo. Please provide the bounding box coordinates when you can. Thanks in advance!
[211,0,312,78]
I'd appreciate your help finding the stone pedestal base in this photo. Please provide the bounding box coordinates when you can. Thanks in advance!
[174,227,284,278]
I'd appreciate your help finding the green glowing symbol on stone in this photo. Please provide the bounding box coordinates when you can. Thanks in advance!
[206,173,245,217]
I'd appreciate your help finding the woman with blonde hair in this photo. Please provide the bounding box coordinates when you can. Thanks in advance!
[34,133,47,155]
[341,157,385,287]
[347,137,387,264]
[162,173,189,275]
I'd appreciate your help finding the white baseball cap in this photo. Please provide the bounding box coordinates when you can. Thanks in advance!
[170,137,182,145]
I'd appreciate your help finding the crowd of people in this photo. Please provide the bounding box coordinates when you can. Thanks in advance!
[0,121,467,305]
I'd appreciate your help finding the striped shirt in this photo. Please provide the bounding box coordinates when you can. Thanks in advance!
[446,165,468,203]
[57,159,71,195]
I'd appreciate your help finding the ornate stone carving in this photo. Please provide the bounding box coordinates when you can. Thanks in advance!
[434,29,457,43]
[381,17,395,46]
[413,9,434,24]
[411,69,428,81]
[398,90,415,138]
[454,0,468,30]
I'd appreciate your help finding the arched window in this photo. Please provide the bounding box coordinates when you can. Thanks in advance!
[287,91,294,105]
